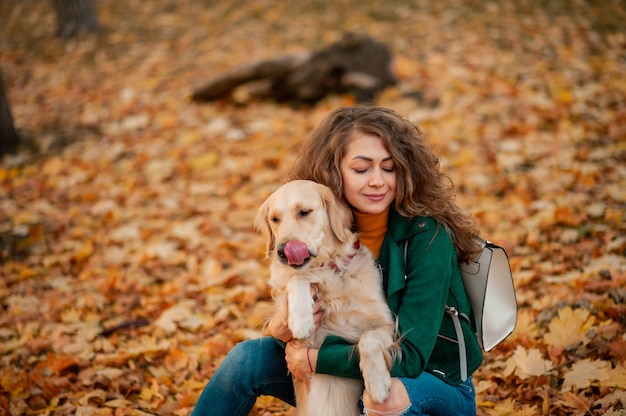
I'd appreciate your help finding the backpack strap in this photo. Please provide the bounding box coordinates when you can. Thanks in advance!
[402,238,471,381]
[445,305,468,381]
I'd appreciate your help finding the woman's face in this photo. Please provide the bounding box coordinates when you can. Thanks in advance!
[340,131,397,214]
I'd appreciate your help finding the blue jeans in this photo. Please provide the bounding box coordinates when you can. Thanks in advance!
[191,337,476,416]
[192,337,295,415]
[395,372,476,415]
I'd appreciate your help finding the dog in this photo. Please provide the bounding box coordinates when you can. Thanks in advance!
[255,180,399,416]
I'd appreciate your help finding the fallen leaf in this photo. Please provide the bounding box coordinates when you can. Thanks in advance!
[505,346,553,379]
[561,358,611,391]
[543,307,594,350]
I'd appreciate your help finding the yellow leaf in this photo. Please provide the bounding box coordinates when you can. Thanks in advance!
[491,398,516,415]
[78,389,107,406]
[600,361,626,389]
[42,157,65,175]
[139,386,154,401]
[143,158,175,184]
[143,240,178,260]
[170,220,202,246]
[507,346,553,379]
[177,130,203,145]
[105,398,133,408]
[543,307,594,350]
[154,299,210,333]
[154,300,195,333]
[0,336,28,355]
[512,309,540,339]
[474,379,494,395]
[74,241,94,263]
[491,400,541,416]
[562,359,611,391]
[189,151,219,171]
[557,392,593,413]
[95,368,125,380]
[515,405,541,416]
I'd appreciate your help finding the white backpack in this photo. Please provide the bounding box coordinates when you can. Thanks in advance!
[459,239,518,351]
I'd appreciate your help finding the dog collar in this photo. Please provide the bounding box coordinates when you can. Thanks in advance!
[327,240,361,273]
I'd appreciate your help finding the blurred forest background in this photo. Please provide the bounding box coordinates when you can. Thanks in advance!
[1,0,625,414]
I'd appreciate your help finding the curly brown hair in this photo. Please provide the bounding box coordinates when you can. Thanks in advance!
[286,105,480,263]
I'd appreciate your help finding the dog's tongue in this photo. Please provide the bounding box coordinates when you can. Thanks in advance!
[284,241,310,265]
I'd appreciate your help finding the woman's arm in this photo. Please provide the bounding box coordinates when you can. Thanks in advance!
[389,228,454,377]
[315,222,456,379]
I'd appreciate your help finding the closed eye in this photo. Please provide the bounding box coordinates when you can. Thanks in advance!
[298,209,312,218]
[354,167,394,174]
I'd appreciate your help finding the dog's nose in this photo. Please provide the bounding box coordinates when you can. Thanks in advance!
[277,243,288,262]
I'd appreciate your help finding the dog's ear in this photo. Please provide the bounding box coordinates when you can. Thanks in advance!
[254,196,275,256]
[318,184,353,243]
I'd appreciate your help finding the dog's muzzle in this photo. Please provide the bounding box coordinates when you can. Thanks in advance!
[277,240,312,267]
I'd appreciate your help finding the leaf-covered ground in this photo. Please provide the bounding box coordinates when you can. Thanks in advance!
[1,0,625,415]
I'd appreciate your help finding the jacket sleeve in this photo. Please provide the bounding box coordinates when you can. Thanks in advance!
[315,334,362,378]
[315,220,455,379]
[388,224,454,378]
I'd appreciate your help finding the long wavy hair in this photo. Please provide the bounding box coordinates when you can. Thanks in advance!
[286,105,480,263]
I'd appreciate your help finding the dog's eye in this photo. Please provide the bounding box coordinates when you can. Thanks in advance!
[270,216,280,223]
[298,209,312,218]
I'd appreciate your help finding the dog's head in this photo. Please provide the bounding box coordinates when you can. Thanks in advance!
[255,180,354,268]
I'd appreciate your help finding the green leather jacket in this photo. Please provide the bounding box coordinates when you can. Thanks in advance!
[315,208,483,385]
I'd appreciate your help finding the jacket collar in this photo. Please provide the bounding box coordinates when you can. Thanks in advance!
[379,207,433,311]
[387,206,429,242]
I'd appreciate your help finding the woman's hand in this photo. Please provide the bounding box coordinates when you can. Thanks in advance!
[311,285,324,329]
[268,312,292,343]
[285,342,318,386]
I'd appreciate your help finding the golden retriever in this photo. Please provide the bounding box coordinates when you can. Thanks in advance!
[255,180,399,416]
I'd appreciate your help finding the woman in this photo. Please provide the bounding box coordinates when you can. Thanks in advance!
[192,106,483,415]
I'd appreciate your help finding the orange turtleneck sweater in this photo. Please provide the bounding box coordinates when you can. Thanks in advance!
[352,206,390,259]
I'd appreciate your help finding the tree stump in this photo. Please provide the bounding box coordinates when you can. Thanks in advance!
[52,0,99,39]
[0,71,20,158]
[191,33,396,105]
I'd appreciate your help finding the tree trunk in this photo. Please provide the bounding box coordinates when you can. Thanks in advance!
[52,0,99,38]
[0,71,19,158]
[191,33,396,105]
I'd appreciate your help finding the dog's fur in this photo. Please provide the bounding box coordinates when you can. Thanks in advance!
[256,180,399,416]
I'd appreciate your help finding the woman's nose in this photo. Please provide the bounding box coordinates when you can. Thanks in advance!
[368,168,384,187]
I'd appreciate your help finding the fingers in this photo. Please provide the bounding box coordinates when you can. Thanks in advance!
[310,284,324,328]
[285,342,314,384]
[268,313,293,343]
[313,306,324,327]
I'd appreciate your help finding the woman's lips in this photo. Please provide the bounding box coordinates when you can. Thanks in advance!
[364,193,386,202]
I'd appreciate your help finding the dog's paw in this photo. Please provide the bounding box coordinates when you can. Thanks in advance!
[287,276,315,339]
[364,369,392,404]
[288,309,315,339]
[362,355,392,404]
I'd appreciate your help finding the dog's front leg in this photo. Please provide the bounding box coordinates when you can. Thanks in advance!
[286,275,315,339]
[358,328,395,404]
